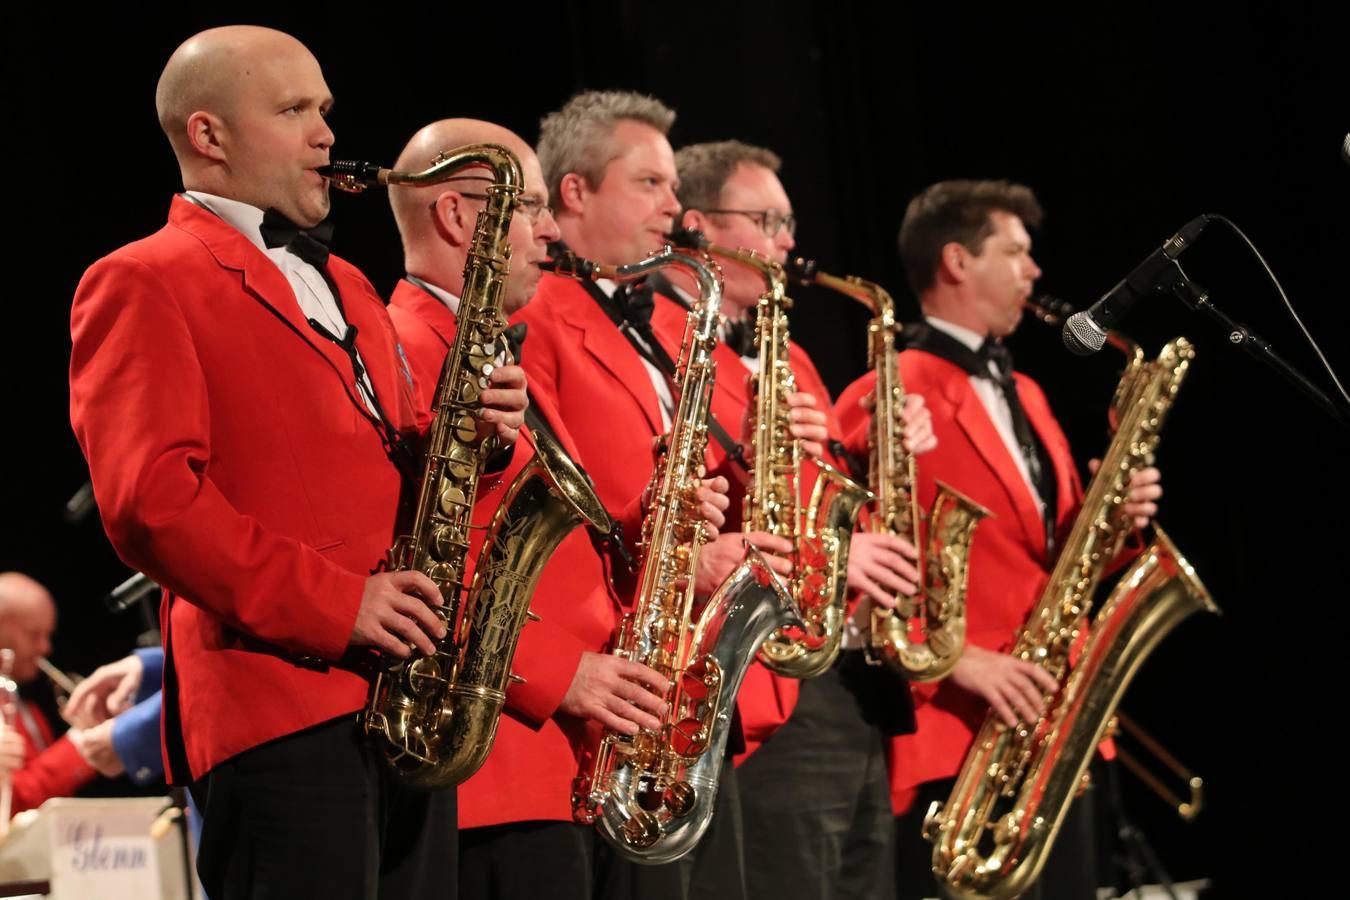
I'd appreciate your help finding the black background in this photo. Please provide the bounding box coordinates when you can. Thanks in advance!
[3,3,1345,896]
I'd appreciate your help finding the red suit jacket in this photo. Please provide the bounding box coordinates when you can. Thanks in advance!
[9,699,97,813]
[835,348,1084,812]
[69,196,421,782]
[649,293,851,762]
[391,276,639,827]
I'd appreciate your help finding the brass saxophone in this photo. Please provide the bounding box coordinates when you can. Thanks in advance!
[551,246,802,863]
[786,258,990,682]
[668,229,870,680]
[925,327,1218,899]
[321,145,613,788]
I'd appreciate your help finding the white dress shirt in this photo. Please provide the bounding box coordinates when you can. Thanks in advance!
[597,278,674,430]
[185,191,378,415]
[925,316,1046,515]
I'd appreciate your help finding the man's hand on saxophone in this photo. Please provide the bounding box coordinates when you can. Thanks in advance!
[694,532,795,597]
[1088,462,1164,529]
[948,645,1062,729]
[475,362,529,445]
[349,570,447,658]
[559,654,672,736]
[785,391,829,458]
[847,534,921,610]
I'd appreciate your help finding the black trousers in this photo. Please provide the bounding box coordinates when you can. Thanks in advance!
[736,653,897,900]
[189,715,457,900]
[893,774,1099,900]
[595,757,747,900]
[459,819,595,900]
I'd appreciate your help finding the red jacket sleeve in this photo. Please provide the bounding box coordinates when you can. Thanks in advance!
[69,254,364,661]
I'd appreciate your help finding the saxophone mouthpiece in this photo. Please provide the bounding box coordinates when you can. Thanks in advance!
[540,250,600,280]
[664,226,708,249]
[318,160,386,193]
[785,256,818,285]
[1024,294,1077,326]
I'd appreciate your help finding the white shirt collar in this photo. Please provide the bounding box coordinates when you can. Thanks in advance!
[412,277,462,317]
[925,315,987,353]
[184,191,269,251]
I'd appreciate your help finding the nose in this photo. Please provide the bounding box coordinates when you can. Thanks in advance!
[659,183,681,220]
[1025,253,1042,281]
[535,207,561,244]
[313,114,335,152]
[775,224,795,254]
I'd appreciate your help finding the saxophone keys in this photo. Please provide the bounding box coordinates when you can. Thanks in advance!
[525,610,542,623]
[507,672,526,686]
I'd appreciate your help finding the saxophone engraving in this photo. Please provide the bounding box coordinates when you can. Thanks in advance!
[925,328,1218,899]
[786,258,990,682]
[551,246,802,863]
[668,229,870,680]
[322,145,613,788]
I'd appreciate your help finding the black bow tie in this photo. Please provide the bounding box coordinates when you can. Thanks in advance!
[723,316,758,358]
[259,208,334,269]
[612,281,655,331]
[978,337,1014,381]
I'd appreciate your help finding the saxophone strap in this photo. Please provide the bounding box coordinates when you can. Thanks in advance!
[638,275,750,474]
[902,321,1058,550]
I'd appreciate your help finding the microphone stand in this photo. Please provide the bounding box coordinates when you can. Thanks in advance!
[1161,265,1350,430]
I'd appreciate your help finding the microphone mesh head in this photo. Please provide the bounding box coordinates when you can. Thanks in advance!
[1062,312,1107,356]
[1343,133,1350,165]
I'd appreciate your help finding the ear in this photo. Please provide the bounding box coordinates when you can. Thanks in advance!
[680,208,707,233]
[185,111,227,162]
[431,191,473,247]
[937,241,969,285]
[556,172,587,216]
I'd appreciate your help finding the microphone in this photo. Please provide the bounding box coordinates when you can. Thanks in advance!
[1062,215,1211,355]
[105,572,160,614]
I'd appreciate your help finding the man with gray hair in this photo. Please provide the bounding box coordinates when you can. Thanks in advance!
[514,90,796,900]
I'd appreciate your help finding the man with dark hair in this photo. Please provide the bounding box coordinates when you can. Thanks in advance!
[835,179,1162,899]
[659,138,935,900]
[68,26,471,899]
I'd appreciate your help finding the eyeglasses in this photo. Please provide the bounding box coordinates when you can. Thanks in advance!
[703,208,797,238]
[433,176,555,223]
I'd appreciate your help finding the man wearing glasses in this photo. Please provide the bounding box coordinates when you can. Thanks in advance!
[652,140,935,900]
[384,117,655,900]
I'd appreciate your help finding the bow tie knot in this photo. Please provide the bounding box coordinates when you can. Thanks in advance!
[613,282,656,331]
[978,337,1014,380]
[260,208,334,269]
